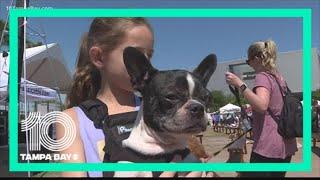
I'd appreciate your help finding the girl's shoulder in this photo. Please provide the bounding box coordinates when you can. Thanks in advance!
[63,107,80,124]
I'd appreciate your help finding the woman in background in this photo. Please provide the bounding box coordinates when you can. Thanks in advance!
[225,40,297,177]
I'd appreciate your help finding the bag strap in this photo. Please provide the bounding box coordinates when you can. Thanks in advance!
[78,98,109,129]
[265,73,287,124]
[267,73,286,97]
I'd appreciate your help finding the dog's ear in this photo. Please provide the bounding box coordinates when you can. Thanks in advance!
[123,47,158,95]
[193,54,217,86]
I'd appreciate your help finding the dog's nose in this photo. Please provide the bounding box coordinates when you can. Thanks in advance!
[189,103,204,117]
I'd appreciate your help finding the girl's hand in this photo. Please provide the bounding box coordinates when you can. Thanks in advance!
[160,154,219,178]
[158,155,181,177]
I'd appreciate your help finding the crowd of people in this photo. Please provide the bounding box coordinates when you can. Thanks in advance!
[209,105,252,129]
[211,111,240,128]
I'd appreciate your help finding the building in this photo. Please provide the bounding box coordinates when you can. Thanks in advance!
[207,48,320,95]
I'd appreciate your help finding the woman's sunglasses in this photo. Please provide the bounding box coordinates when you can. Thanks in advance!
[246,58,252,65]
[246,56,257,65]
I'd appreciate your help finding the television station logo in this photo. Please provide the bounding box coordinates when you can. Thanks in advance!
[20,111,78,161]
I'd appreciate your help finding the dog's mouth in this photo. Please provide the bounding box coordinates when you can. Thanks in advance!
[184,123,207,133]
[161,122,206,134]
[157,114,208,134]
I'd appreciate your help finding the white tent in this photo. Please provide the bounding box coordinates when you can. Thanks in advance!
[0,43,72,92]
[219,103,241,114]
[0,71,58,103]
[0,54,58,103]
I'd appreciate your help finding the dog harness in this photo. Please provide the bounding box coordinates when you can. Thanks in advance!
[79,98,190,177]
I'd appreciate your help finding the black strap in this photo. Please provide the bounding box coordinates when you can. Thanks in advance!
[212,86,251,157]
[78,98,109,129]
[229,85,241,107]
[212,131,247,157]
[265,73,288,124]
[228,85,248,119]
[266,73,288,100]
[228,85,250,126]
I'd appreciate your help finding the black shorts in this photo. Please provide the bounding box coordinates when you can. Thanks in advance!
[240,151,292,177]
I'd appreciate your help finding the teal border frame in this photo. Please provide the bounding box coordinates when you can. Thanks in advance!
[9,8,312,172]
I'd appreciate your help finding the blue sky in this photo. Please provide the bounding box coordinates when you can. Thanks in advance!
[0,0,319,73]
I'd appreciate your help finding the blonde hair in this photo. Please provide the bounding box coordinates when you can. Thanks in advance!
[247,39,278,73]
[66,18,153,108]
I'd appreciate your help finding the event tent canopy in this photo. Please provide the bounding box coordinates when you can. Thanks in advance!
[0,71,58,103]
[219,103,241,114]
[0,43,72,93]
[0,51,58,103]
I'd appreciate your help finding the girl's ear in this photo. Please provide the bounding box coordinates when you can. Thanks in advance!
[89,46,104,69]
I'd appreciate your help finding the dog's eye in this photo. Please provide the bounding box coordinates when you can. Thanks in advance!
[165,94,179,101]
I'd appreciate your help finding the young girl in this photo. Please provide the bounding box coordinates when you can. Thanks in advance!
[57,18,153,177]
[57,18,214,178]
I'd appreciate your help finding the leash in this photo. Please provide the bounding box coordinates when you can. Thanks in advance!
[212,85,252,157]
[212,130,247,156]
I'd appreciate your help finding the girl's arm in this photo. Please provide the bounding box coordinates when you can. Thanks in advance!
[57,108,87,177]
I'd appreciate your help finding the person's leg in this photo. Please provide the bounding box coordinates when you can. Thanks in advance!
[267,155,292,177]
[239,151,262,177]
[240,152,292,177]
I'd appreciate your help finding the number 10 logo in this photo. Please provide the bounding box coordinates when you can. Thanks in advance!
[21,111,76,152]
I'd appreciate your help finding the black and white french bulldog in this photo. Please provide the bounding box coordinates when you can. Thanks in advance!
[122,46,217,155]
[114,47,216,177]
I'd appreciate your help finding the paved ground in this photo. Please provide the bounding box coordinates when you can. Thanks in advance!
[0,144,28,177]
[201,129,319,177]
[1,129,319,177]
